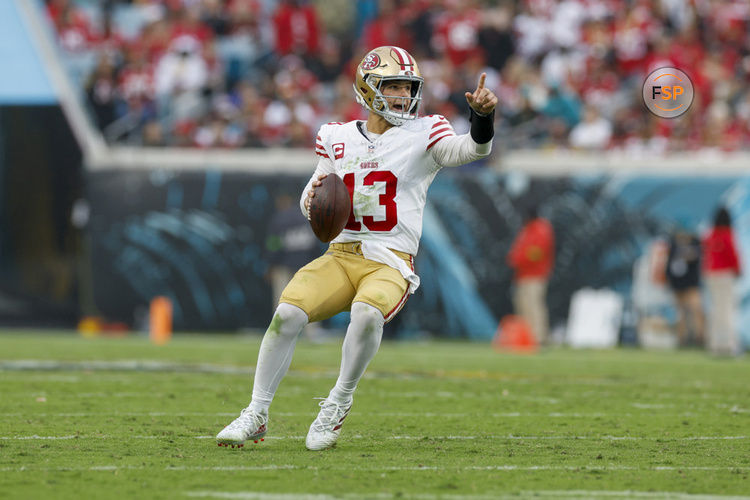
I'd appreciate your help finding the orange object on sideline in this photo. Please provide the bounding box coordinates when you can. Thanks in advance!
[78,316,102,338]
[149,296,173,345]
[492,315,538,353]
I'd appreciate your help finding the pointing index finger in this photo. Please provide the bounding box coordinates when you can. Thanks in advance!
[477,72,486,90]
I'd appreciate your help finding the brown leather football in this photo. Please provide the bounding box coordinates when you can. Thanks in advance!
[308,174,352,242]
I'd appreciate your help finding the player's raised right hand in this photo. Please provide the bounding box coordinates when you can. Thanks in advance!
[465,73,497,115]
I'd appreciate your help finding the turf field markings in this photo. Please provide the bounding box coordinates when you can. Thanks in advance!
[513,491,750,500]
[185,493,501,500]
[0,411,609,418]
[6,360,739,389]
[184,492,750,500]
[2,434,747,442]
[387,435,749,441]
[6,388,561,403]
[184,493,750,500]
[77,392,161,398]
[1,435,83,440]
[0,412,241,417]
[0,360,254,375]
[3,465,750,474]
[12,387,724,408]
[168,466,307,471]
[631,403,674,409]
[3,374,84,382]
[0,411,723,418]
[360,390,561,403]
[186,493,384,500]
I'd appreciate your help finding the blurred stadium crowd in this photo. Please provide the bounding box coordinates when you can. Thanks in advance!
[46,0,750,152]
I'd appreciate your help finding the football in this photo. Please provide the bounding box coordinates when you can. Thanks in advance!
[308,174,351,242]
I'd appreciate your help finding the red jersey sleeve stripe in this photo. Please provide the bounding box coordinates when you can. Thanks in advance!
[429,127,453,139]
[316,151,330,158]
[432,120,449,128]
[426,134,452,151]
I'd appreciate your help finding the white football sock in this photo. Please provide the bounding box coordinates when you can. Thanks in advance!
[249,303,308,414]
[328,302,384,403]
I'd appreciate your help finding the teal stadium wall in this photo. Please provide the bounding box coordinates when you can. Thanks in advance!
[86,168,750,346]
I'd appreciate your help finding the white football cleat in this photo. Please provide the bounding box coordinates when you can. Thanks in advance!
[305,398,352,451]
[216,407,267,448]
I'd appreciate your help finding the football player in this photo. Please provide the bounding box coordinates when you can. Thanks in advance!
[217,46,497,450]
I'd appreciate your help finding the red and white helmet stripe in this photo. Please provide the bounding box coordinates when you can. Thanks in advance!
[390,46,415,72]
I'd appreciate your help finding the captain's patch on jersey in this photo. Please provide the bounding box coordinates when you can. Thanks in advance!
[333,143,345,159]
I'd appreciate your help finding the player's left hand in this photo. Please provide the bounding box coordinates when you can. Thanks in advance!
[465,73,497,116]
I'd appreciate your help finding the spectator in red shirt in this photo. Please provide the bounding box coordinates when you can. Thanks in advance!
[272,0,320,56]
[431,0,482,67]
[359,0,414,55]
[170,3,215,47]
[52,3,98,53]
[507,207,555,344]
[702,207,742,356]
[118,47,156,111]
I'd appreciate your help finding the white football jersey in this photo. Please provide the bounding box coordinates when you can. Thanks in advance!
[301,115,491,291]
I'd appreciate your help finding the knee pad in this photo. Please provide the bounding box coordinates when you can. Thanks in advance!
[273,303,309,337]
[350,302,384,335]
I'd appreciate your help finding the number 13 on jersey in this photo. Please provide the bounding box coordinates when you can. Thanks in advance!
[343,171,398,232]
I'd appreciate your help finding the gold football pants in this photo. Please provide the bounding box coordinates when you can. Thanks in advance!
[279,242,412,323]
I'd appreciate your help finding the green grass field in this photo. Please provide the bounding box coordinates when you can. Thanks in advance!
[1,331,749,499]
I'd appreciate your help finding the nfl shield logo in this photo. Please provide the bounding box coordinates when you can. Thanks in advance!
[368,144,375,153]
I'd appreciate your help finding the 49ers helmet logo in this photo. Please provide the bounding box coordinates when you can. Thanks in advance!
[361,53,381,71]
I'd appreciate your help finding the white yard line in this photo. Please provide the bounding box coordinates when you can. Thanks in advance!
[187,493,370,500]
[3,360,734,389]
[1,464,749,474]
[10,389,562,403]
[0,412,242,417]
[513,492,750,500]
[1,434,746,442]
[184,492,750,500]
[0,411,708,418]
[0,360,253,375]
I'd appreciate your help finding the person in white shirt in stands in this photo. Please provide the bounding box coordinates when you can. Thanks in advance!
[154,35,208,123]
[216,45,497,451]
[569,104,612,150]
